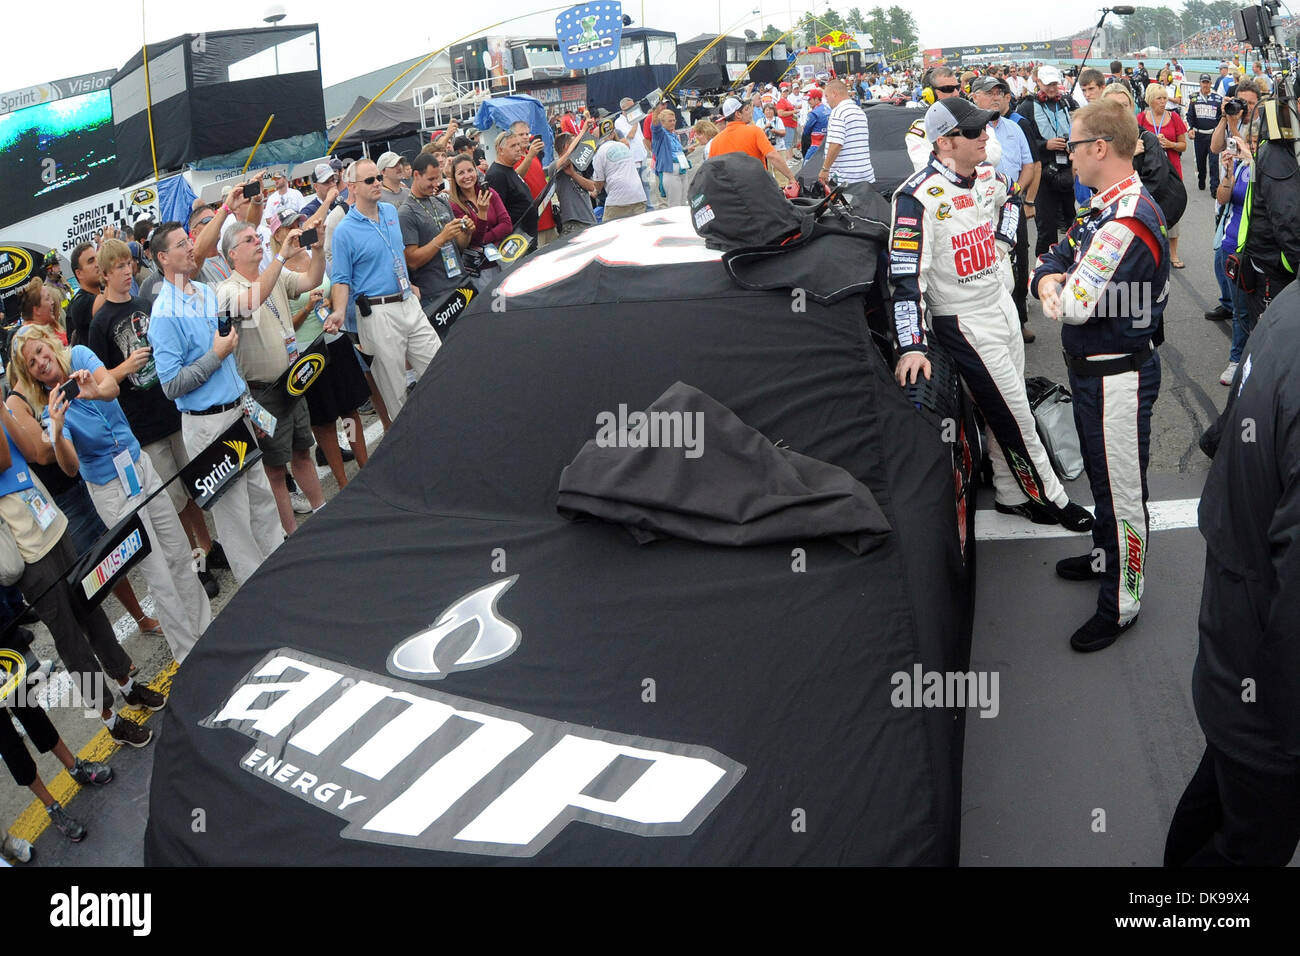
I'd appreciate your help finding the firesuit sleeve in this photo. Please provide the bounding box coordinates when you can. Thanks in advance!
[906,119,931,171]
[1053,220,1147,325]
[888,191,928,354]
[992,172,1021,250]
[1257,394,1300,755]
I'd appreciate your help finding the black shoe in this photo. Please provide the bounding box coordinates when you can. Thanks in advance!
[1053,501,1095,533]
[1070,612,1137,652]
[316,446,355,466]
[199,568,220,599]
[1204,305,1232,320]
[1198,181,1205,190]
[1056,553,1103,580]
[995,499,1057,525]
[206,541,229,570]
[16,605,38,626]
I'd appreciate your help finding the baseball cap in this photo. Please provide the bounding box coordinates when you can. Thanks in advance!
[924,97,997,142]
[375,151,401,171]
[1200,73,1212,82]
[970,75,1010,95]
[127,241,146,263]
[721,97,744,118]
[1037,65,1064,86]
[807,88,823,100]
[273,207,306,230]
[1219,60,1232,69]
[313,162,336,183]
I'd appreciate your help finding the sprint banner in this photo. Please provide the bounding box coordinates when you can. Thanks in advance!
[179,417,263,511]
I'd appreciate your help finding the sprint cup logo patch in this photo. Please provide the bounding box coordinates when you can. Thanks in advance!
[0,649,27,703]
[286,353,326,396]
[497,234,530,263]
[203,579,745,857]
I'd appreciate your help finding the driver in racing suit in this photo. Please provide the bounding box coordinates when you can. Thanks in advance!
[906,68,1002,173]
[1032,99,1167,653]
[891,97,1094,534]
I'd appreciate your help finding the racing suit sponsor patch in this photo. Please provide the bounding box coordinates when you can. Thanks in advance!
[953,195,974,210]
[896,216,918,226]
[893,240,919,251]
[936,202,952,220]
[894,299,922,348]
[1007,449,1044,504]
[893,227,920,240]
[927,186,945,197]
[1121,519,1145,602]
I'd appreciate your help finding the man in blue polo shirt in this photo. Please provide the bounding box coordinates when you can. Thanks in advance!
[148,221,282,585]
[324,158,441,419]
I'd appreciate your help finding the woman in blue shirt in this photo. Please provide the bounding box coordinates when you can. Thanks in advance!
[9,326,210,664]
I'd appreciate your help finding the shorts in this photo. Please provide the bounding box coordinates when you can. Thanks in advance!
[247,386,314,467]
[141,430,190,513]
[783,126,796,149]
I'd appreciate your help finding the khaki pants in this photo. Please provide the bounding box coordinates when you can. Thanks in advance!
[181,406,283,585]
[536,228,559,248]
[603,202,647,221]
[358,295,442,420]
[85,451,211,665]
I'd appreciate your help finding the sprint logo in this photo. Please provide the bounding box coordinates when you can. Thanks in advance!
[223,439,249,471]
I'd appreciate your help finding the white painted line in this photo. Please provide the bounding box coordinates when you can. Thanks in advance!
[975,497,1201,541]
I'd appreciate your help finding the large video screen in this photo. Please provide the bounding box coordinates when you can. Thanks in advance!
[0,90,117,230]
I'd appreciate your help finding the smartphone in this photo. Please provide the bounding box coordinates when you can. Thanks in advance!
[298,227,318,247]
[477,175,489,192]
[243,181,262,199]
[55,379,79,405]
[218,311,233,336]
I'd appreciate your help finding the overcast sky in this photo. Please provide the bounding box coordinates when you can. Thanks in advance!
[3,0,1120,94]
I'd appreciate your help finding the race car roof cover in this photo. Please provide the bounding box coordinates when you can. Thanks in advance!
[145,206,973,865]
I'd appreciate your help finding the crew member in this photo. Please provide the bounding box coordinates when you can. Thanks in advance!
[1033,99,1168,652]
[890,98,1093,536]
[1238,93,1300,328]
[1165,278,1300,866]
[1189,73,1223,191]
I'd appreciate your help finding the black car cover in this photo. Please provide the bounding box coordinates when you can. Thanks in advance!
[145,207,975,865]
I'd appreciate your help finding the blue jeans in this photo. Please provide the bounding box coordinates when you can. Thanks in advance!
[1217,244,1252,362]
[1214,244,1234,313]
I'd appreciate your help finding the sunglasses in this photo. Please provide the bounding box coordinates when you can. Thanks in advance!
[358,175,382,185]
[1066,135,1114,154]
[935,84,959,93]
[946,127,985,140]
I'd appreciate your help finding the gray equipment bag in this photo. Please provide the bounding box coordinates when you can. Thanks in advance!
[1025,377,1084,481]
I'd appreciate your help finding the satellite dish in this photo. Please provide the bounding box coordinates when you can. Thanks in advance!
[744,30,757,40]
[264,3,287,24]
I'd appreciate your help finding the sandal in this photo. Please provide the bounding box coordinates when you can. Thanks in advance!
[134,617,164,636]
[1171,258,1185,269]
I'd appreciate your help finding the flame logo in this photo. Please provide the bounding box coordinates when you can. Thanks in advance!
[223,439,249,471]
[387,576,521,680]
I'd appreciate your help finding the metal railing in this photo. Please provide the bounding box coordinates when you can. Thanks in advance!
[413,75,516,129]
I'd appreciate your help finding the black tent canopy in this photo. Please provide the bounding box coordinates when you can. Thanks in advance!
[326,96,425,150]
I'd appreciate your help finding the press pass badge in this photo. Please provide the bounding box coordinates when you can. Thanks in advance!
[112,449,143,499]
[440,243,463,278]
[20,487,56,530]
[242,395,278,437]
[482,244,502,263]
[395,256,410,294]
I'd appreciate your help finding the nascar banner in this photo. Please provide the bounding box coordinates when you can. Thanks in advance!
[64,510,152,618]
[555,2,624,71]
[265,334,331,402]
[178,417,263,511]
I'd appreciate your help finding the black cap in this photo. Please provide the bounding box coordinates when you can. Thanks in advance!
[1200,73,1212,82]
[970,75,1010,95]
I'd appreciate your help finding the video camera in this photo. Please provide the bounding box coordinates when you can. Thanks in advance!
[1233,1,1300,141]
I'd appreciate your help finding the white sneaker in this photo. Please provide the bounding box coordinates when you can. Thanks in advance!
[1219,361,1239,386]
[290,491,313,514]
[2,832,33,863]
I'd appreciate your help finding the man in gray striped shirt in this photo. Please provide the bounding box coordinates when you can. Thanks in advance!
[818,79,875,187]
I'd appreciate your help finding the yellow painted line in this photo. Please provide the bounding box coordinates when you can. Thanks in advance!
[6,662,177,847]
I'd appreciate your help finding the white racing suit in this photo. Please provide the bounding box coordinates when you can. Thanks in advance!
[890,154,1068,512]
[906,116,1002,171]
